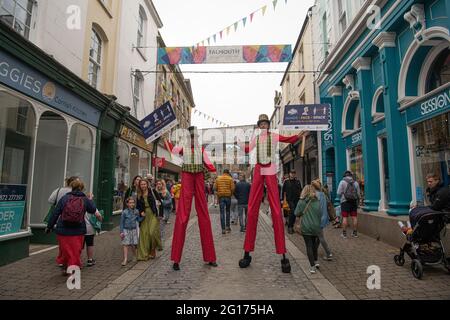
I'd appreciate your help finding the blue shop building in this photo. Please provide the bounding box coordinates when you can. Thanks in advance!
[320,0,450,216]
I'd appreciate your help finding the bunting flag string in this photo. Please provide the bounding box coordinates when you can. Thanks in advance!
[194,0,289,47]
[193,109,232,127]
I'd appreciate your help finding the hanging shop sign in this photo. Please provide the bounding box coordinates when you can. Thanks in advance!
[120,126,154,153]
[153,157,166,168]
[157,45,292,64]
[140,101,178,144]
[282,104,330,131]
[0,50,101,127]
[0,185,27,236]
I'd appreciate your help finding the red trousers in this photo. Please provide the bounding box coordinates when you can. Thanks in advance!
[56,235,84,268]
[244,164,286,255]
[171,172,217,264]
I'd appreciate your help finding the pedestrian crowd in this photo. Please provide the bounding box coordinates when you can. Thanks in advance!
[45,174,183,275]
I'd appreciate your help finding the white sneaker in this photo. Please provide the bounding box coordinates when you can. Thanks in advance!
[310,266,317,274]
[324,254,333,261]
[315,262,320,268]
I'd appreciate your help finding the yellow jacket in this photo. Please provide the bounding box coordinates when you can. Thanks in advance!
[214,174,235,198]
[172,184,182,199]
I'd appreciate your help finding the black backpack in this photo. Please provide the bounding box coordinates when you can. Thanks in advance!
[344,181,358,202]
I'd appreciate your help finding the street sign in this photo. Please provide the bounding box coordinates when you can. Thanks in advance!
[282,104,330,131]
[158,45,292,64]
[140,102,178,144]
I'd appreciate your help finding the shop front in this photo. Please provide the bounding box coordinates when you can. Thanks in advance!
[405,83,450,206]
[345,131,365,206]
[0,47,101,262]
[113,125,154,214]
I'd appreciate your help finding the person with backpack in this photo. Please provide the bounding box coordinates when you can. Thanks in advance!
[84,206,103,267]
[45,179,97,273]
[337,171,361,239]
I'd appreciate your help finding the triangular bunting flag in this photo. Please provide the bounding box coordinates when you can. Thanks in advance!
[262,5,267,16]
[207,38,210,45]
[285,0,288,4]
[234,22,238,32]
[273,0,278,10]
[250,12,255,22]
[243,17,247,27]
[213,34,217,43]
[226,26,231,35]
[220,30,223,39]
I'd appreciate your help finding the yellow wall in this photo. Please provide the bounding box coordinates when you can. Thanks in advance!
[82,0,122,94]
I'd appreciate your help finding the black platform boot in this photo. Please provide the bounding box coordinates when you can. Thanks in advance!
[239,252,252,268]
[173,263,180,271]
[281,254,291,273]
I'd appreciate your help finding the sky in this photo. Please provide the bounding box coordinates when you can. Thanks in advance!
[152,0,315,129]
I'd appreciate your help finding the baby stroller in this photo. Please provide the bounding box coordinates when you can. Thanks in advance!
[394,207,450,279]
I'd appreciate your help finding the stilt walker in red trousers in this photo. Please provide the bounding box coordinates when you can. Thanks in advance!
[239,114,301,273]
[165,126,218,271]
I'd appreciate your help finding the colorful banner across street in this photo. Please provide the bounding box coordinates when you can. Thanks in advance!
[140,101,178,144]
[282,104,331,131]
[157,45,292,64]
[0,185,27,236]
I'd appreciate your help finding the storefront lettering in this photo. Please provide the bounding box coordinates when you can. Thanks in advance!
[420,89,450,116]
[0,61,42,94]
[352,132,362,145]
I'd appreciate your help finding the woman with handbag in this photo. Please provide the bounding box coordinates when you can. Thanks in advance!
[136,179,162,261]
[295,185,322,274]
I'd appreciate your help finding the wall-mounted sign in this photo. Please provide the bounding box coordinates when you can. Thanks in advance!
[153,157,166,168]
[351,131,363,145]
[0,185,27,236]
[140,102,178,144]
[158,45,292,64]
[405,85,450,125]
[322,105,334,147]
[282,104,330,131]
[0,50,101,126]
[120,126,154,153]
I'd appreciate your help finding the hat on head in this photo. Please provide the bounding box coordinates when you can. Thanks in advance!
[257,114,270,127]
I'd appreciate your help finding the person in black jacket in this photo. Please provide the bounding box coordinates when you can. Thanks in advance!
[426,173,450,212]
[234,174,251,233]
[283,170,303,235]
[45,179,96,273]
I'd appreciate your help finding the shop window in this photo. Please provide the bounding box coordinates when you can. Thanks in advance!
[0,0,34,39]
[348,145,365,205]
[0,92,35,185]
[426,48,450,93]
[140,151,151,177]
[31,112,67,225]
[113,141,129,212]
[412,112,450,204]
[66,124,93,192]
[129,147,140,181]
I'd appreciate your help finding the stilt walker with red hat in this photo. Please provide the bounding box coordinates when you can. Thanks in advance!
[239,114,301,273]
[164,126,218,271]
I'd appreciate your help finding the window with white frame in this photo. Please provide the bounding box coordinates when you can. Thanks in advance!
[337,0,347,35]
[137,6,147,49]
[0,0,34,39]
[88,29,102,89]
[133,71,143,117]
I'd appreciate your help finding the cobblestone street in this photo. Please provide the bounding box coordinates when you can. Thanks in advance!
[1,203,450,300]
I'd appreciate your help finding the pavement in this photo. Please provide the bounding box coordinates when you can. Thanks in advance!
[0,202,449,300]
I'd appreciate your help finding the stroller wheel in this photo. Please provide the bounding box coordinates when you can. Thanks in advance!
[411,259,423,280]
[394,255,405,267]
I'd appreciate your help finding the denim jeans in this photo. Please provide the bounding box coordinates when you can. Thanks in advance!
[219,197,231,230]
[238,205,248,230]
[231,199,238,222]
